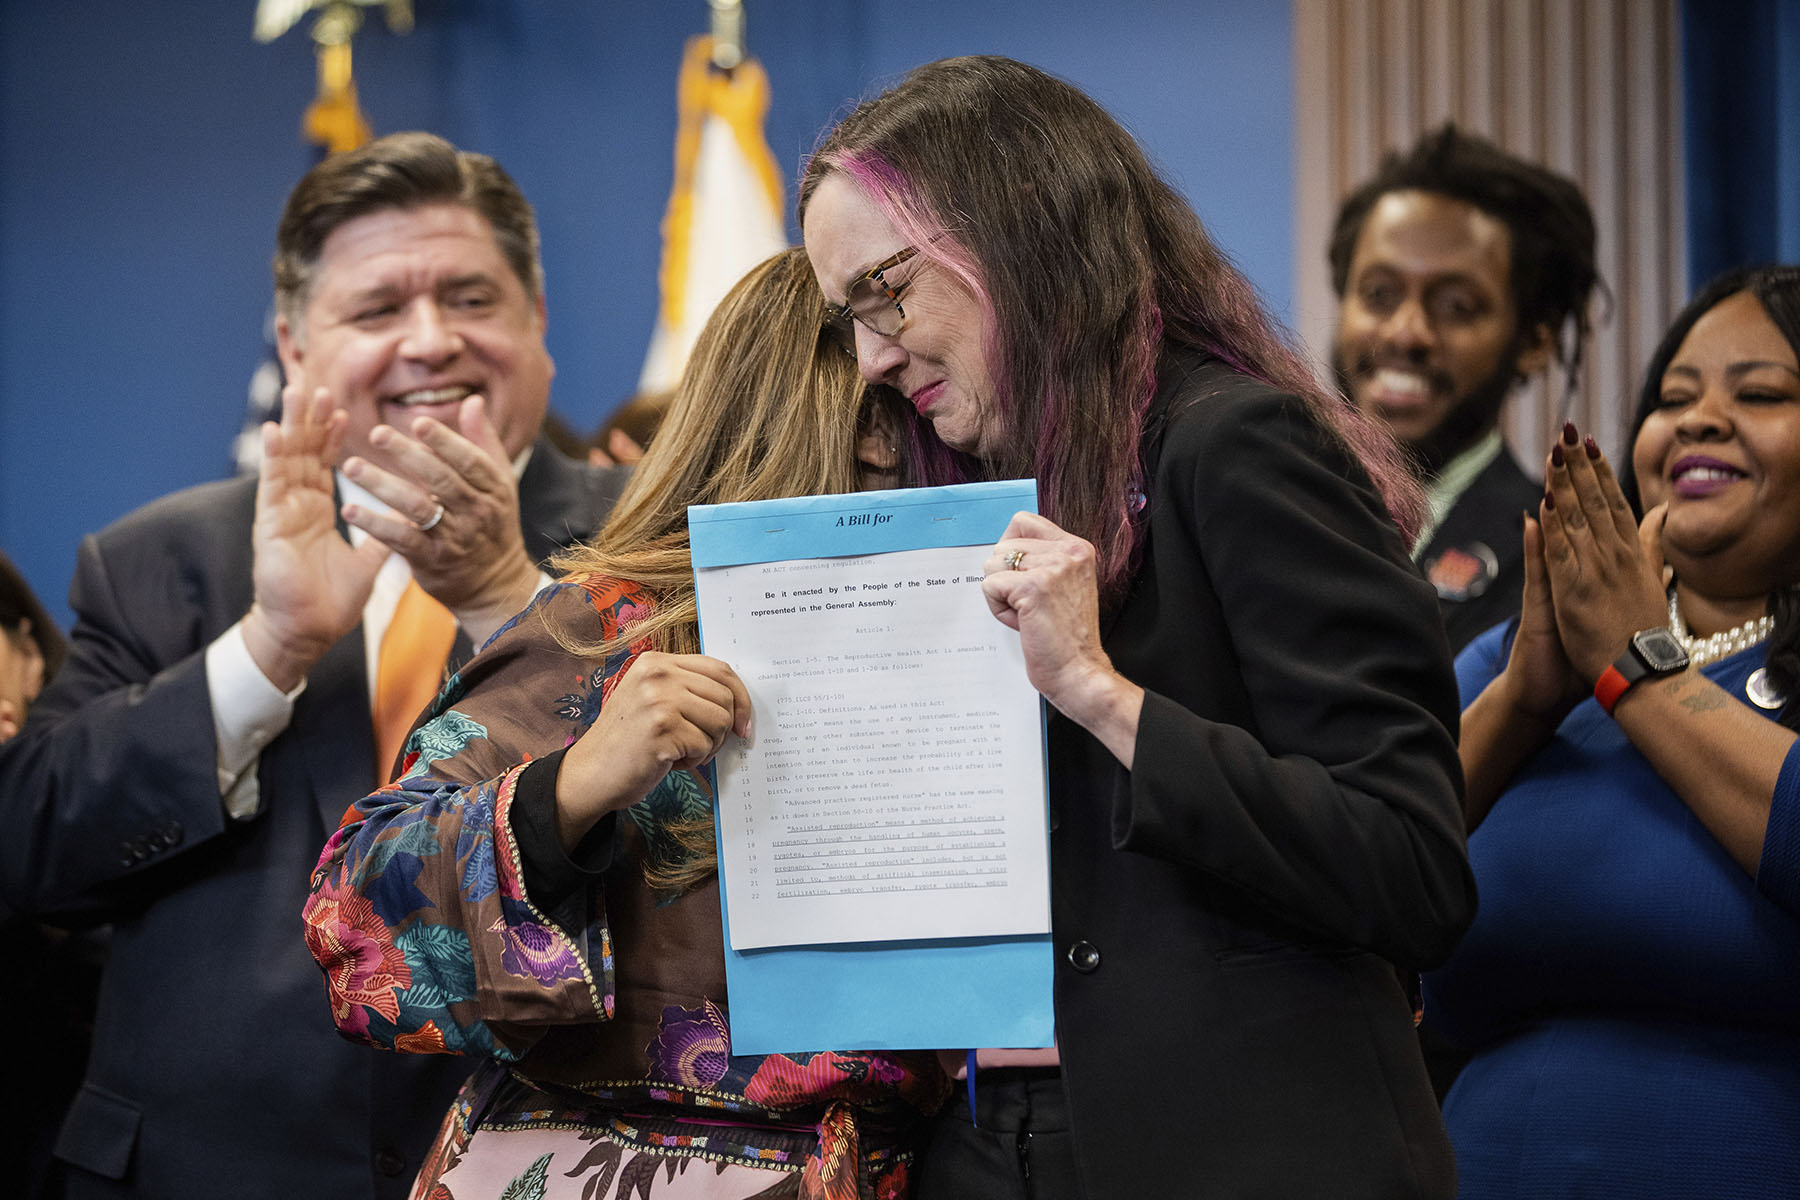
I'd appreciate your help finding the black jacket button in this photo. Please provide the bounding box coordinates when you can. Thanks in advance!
[1067,940,1101,973]
[375,1147,407,1177]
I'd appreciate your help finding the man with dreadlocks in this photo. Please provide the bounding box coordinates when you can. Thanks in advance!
[1330,124,1602,652]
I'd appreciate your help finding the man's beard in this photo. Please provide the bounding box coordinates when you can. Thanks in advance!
[1406,355,1519,475]
[1333,342,1524,478]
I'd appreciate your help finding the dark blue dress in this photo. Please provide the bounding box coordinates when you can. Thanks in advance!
[1424,628,1800,1198]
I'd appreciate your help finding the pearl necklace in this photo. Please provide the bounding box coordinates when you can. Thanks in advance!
[1666,588,1774,667]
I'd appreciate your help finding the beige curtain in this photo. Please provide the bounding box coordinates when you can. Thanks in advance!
[1292,0,1687,463]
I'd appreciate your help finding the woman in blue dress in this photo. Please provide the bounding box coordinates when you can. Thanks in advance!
[1428,264,1800,1197]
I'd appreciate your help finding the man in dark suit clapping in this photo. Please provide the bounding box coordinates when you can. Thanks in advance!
[0,132,627,1199]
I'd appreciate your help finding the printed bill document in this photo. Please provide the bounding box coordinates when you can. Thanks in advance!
[692,488,1050,953]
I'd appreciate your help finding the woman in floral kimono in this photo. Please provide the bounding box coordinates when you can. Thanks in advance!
[304,248,946,1200]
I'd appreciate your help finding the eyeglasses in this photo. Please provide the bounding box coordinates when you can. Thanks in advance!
[823,246,920,352]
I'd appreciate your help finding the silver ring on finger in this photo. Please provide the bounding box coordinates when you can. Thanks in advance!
[417,502,447,533]
[1004,549,1026,570]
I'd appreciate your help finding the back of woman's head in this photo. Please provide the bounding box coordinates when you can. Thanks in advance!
[623,247,868,514]
[800,55,1422,588]
[555,247,878,652]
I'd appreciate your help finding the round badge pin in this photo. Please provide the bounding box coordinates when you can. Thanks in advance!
[1746,667,1787,711]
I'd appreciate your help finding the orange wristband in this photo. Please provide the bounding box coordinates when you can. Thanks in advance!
[1594,665,1633,715]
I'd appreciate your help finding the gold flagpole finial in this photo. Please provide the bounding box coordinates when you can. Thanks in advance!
[254,0,413,153]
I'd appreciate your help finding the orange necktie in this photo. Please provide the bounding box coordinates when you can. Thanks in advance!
[372,580,457,782]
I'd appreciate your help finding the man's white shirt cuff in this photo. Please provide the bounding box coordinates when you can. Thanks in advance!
[205,619,306,820]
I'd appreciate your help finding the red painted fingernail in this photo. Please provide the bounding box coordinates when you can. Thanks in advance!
[1551,443,1565,467]
[1562,421,1579,446]
[1543,489,1556,511]
[1584,436,1601,460]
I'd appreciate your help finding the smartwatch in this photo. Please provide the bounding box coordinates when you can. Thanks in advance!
[1594,627,1691,715]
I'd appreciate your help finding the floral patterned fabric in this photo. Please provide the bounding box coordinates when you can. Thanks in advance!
[304,576,946,1199]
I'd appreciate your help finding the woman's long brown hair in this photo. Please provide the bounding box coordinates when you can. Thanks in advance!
[549,248,907,890]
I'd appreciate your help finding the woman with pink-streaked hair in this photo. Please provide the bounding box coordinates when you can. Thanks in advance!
[802,55,1474,1200]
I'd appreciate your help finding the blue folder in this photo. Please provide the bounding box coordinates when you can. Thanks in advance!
[689,479,1055,1055]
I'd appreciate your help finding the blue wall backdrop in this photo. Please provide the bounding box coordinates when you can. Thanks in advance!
[0,2,1294,621]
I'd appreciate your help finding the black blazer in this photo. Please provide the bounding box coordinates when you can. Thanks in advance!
[1416,448,1542,654]
[1047,358,1475,1197]
[0,441,627,1199]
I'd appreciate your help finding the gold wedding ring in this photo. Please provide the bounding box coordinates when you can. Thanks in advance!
[1004,549,1026,570]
